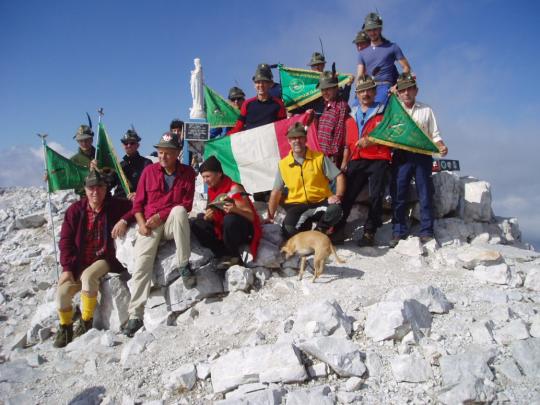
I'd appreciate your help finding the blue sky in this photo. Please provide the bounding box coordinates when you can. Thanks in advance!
[1,0,539,246]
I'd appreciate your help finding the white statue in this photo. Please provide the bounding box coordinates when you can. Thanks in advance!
[190,58,206,119]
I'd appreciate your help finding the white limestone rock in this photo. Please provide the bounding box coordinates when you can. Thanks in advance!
[244,239,282,269]
[474,263,511,285]
[120,331,155,369]
[210,343,308,393]
[344,376,363,392]
[196,362,211,380]
[14,213,47,229]
[438,377,496,405]
[365,351,383,379]
[307,362,329,378]
[524,268,540,291]
[225,265,254,292]
[510,338,540,377]
[393,237,426,257]
[495,359,523,382]
[216,387,286,405]
[457,247,503,270]
[529,315,540,338]
[390,354,433,383]
[285,385,335,405]
[364,299,432,342]
[163,363,197,391]
[469,320,495,344]
[439,347,496,388]
[494,319,530,345]
[460,177,493,222]
[94,273,131,332]
[496,216,522,243]
[384,285,453,314]
[412,171,460,220]
[291,299,352,338]
[298,336,366,377]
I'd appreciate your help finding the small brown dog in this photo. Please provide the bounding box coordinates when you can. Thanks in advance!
[281,230,345,282]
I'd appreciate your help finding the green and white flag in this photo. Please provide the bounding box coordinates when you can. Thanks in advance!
[279,64,353,111]
[45,144,89,192]
[96,122,131,195]
[204,85,240,128]
[368,94,440,155]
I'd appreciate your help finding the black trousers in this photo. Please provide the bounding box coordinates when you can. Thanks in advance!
[338,159,389,233]
[191,214,254,258]
[282,201,343,238]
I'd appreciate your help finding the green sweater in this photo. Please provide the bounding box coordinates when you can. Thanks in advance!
[70,146,95,196]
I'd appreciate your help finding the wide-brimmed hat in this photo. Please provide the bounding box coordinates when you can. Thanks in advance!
[352,31,370,44]
[308,52,326,66]
[396,73,417,91]
[84,170,106,187]
[355,75,377,91]
[317,71,338,90]
[364,12,383,30]
[74,125,94,141]
[121,129,141,144]
[287,122,307,139]
[153,132,181,150]
[252,63,273,82]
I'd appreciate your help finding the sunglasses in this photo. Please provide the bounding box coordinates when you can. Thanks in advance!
[123,141,138,146]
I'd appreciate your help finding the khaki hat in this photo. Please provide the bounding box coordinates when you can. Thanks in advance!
[396,73,417,91]
[121,129,141,144]
[252,63,273,82]
[355,75,377,91]
[364,12,383,30]
[308,52,326,66]
[287,122,307,139]
[84,170,106,187]
[153,131,182,150]
[317,71,338,90]
[74,125,94,141]
[352,30,369,44]
[228,86,246,100]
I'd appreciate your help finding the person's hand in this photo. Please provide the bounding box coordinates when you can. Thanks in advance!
[437,141,448,157]
[222,200,236,214]
[340,164,348,173]
[127,192,136,201]
[203,208,215,222]
[347,76,354,85]
[89,159,99,171]
[327,195,342,204]
[58,271,75,286]
[112,220,128,239]
[357,137,370,148]
[145,213,162,229]
[138,223,152,236]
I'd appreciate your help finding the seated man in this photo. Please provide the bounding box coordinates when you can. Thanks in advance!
[391,73,448,246]
[267,123,345,238]
[54,170,132,348]
[335,75,390,246]
[118,132,196,337]
[191,156,262,269]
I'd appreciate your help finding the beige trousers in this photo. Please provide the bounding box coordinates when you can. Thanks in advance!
[128,206,190,319]
[56,259,110,310]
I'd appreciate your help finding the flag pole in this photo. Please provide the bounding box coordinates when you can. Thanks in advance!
[96,107,104,160]
[37,133,60,279]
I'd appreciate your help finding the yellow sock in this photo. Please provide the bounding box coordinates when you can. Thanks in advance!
[81,293,97,321]
[58,308,73,326]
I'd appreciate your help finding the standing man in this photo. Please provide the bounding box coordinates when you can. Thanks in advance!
[228,64,286,134]
[316,71,350,168]
[334,76,390,246]
[308,52,326,72]
[120,132,196,337]
[71,125,96,196]
[210,87,246,138]
[267,123,345,238]
[114,128,152,200]
[391,73,448,247]
[356,12,411,103]
[54,170,132,348]
[170,119,185,143]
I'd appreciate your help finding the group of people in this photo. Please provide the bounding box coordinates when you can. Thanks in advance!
[54,11,448,348]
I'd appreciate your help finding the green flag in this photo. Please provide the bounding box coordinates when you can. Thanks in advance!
[204,85,240,128]
[279,65,353,111]
[96,122,131,195]
[368,94,440,155]
[45,145,89,192]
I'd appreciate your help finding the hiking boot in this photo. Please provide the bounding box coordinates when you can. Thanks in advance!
[388,236,404,249]
[357,232,375,247]
[180,264,196,289]
[73,318,93,338]
[53,324,73,348]
[420,235,434,244]
[330,226,346,245]
[216,256,241,271]
[123,318,144,338]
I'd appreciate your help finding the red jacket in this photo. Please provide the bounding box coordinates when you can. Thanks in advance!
[133,162,196,221]
[59,197,132,279]
[345,114,391,161]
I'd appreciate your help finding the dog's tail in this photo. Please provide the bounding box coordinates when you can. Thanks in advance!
[330,244,345,263]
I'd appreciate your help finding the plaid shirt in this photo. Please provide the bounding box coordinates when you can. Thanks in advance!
[317,99,349,158]
[81,205,107,268]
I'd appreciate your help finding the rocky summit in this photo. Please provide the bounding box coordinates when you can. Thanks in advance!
[0,174,539,404]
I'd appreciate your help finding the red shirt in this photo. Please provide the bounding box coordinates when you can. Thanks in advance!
[133,162,196,221]
[345,115,391,161]
[81,205,106,268]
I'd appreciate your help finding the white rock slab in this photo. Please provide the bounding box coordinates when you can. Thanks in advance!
[524,268,540,292]
[494,319,530,345]
[457,247,503,270]
[474,263,510,285]
[163,363,197,391]
[286,385,335,405]
[511,338,540,377]
[225,265,254,292]
[394,237,425,257]
[291,299,352,338]
[460,177,493,222]
[384,285,452,314]
[390,354,433,383]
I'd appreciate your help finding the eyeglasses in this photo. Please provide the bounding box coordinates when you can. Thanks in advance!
[123,141,138,146]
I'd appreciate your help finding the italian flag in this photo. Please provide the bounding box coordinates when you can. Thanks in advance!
[203,113,320,193]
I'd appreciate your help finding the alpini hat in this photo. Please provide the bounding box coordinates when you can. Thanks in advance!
[286,122,307,139]
[121,129,141,144]
[74,125,94,141]
[317,71,338,90]
[153,131,181,150]
[396,73,417,91]
[364,12,383,30]
[308,52,326,66]
[228,87,246,100]
[252,63,273,82]
[355,75,377,91]
[353,31,370,44]
[84,170,106,187]
[199,155,223,173]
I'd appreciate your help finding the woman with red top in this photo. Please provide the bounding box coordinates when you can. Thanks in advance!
[191,156,262,270]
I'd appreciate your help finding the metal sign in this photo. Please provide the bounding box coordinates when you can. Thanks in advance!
[432,159,460,172]
[184,122,209,141]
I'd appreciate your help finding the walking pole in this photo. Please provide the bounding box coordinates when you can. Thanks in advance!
[37,133,60,279]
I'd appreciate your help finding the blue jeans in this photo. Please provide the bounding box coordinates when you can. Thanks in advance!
[375,84,391,104]
[391,151,434,237]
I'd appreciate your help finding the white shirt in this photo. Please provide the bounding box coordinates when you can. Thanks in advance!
[402,100,443,143]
